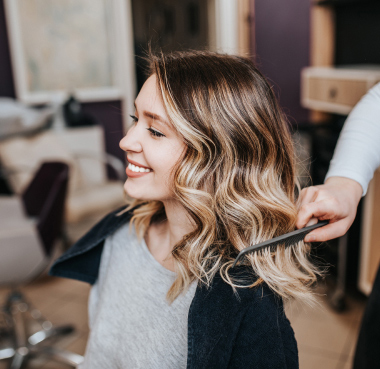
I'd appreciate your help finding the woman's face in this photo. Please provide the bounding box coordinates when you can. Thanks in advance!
[120,74,186,201]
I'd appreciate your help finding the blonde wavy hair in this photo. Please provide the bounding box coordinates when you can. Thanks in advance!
[125,50,319,303]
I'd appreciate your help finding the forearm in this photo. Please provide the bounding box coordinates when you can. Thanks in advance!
[297,84,380,239]
[325,83,380,195]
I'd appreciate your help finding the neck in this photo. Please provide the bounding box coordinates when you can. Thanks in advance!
[145,199,195,273]
[161,199,195,249]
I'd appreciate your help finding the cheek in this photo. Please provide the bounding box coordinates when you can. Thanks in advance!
[124,142,186,201]
[146,145,186,200]
[150,159,176,190]
[153,142,186,179]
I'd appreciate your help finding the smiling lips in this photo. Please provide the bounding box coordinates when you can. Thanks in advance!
[126,159,153,178]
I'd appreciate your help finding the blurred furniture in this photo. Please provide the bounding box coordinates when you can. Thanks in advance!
[0,98,54,140]
[0,125,125,223]
[301,66,380,115]
[300,67,380,308]
[63,95,97,128]
[0,162,84,368]
[359,167,380,295]
[309,1,380,124]
[305,0,380,300]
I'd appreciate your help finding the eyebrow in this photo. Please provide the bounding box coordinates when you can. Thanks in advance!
[134,102,171,129]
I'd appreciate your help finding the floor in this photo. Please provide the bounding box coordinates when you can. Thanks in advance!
[287,289,365,369]
[0,211,367,369]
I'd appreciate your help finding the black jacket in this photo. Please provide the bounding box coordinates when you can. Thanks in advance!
[50,207,298,369]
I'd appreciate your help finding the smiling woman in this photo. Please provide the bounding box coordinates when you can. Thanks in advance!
[50,50,317,369]
[122,51,319,302]
[120,74,187,204]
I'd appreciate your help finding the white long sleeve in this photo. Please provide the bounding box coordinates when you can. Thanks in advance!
[325,82,380,196]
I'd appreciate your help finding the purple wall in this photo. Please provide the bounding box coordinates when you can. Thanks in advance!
[254,0,311,124]
[81,101,125,167]
[0,0,125,167]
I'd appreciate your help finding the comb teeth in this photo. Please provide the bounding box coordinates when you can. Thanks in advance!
[232,220,329,268]
[257,232,308,253]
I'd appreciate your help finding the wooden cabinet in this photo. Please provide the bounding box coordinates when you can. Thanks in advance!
[306,1,380,295]
[300,66,380,295]
[301,67,380,115]
[359,168,380,295]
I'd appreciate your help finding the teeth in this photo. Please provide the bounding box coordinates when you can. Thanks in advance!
[128,163,151,173]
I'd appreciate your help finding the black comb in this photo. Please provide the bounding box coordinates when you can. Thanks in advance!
[232,220,329,268]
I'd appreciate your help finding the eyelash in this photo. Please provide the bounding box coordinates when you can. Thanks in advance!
[130,114,138,124]
[147,128,165,137]
[129,114,165,138]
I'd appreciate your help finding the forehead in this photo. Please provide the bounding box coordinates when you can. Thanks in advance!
[135,75,165,114]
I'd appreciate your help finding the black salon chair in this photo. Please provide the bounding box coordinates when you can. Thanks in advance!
[0,162,84,368]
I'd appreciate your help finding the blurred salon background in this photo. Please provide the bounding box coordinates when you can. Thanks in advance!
[0,0,379,368]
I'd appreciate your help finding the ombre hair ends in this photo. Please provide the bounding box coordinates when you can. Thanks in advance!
[126,50,320,304]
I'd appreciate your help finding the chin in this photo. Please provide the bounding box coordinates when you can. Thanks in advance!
[123,181,160,202]
[123,181,143,200]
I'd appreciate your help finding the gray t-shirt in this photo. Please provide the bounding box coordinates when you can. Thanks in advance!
[80,222,197,369]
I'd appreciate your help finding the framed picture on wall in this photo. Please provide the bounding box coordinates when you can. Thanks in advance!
[4,0,136,107]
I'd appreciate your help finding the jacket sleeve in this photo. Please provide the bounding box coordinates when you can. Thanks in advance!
[227,291,299,369]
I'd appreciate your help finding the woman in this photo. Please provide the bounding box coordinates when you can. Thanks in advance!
[50,50,319,368]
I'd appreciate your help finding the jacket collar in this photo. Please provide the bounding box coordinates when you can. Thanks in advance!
[49,205,255,357]
[50,206,134,284]
[50,207,291,369]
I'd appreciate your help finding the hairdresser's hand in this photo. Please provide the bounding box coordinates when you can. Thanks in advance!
[296,177,363,242]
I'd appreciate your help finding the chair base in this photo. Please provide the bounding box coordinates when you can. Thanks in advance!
[0,290,84,368]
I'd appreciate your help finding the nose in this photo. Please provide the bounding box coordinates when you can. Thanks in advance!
[119,125,143,153]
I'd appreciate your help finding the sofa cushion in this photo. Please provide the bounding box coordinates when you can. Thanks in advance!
[0,131,80,193]
[65,182,125,223]
[54,126,107,188]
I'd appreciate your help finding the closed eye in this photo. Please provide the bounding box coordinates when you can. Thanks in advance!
[147,128,165,138]
[129,114,138,123]
[130,114,165,137]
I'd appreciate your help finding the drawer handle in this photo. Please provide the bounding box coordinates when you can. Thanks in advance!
[329,87,337,99]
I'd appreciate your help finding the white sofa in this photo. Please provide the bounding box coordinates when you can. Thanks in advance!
[0,126,126,223]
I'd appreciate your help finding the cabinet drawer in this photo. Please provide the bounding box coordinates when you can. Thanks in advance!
[307,77,368,107]
[301,67,380,115]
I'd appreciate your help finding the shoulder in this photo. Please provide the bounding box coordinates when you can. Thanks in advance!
[49,205,136,284]
[229,278,298,369]
[189,270,298,369]
[63,205,134,258]
[193,267,284,315]
[215,270,290,334]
